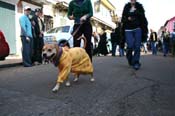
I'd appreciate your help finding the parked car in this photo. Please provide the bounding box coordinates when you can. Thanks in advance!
[0,30,9,60]
[44,25,97,48]
[44,25,74,47]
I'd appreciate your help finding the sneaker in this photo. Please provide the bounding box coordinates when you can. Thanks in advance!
[133,62,141,70]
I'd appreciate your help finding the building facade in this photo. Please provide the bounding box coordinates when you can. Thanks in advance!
[164,16,175,33]
[0,0,116,56]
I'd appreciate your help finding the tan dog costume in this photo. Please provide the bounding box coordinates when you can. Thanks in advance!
[56,47,93,83]
[42,43,94,92]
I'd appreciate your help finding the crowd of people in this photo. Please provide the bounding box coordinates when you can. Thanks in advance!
[19,0,175,70]
[19,6,44,67]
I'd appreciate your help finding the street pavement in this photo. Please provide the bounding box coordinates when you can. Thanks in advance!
[0,53,175,116]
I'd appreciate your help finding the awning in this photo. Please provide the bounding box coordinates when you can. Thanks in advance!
[91,16,115,29]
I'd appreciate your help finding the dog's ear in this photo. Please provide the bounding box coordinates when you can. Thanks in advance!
[54,44,59,52]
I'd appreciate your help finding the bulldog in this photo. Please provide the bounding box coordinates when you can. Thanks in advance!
[42,37,94,93]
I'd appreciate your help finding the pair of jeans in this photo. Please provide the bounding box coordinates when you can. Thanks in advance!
[163,42,169,56]
[21,36,33,67]
[119,48,124,56]
[151,42,157,55]
[125,28,142,65]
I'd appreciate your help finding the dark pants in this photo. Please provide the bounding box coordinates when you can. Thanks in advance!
[33,36,44,63]
[73,22,92,61]
[111,42,118,56]
[21,36,33,67]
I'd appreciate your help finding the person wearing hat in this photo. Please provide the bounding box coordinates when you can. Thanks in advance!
[67,0,93,61]
[19,6,33,67]
[31,8,45,65]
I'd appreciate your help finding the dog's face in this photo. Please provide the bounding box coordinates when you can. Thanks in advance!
[42,44,57,60]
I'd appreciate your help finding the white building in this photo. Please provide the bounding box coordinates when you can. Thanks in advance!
[0,0,116,56]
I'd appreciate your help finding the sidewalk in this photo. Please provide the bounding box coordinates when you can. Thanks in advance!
[0,55,22,68]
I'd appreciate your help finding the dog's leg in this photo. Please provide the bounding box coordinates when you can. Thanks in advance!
[52,65,71,92]
[73,74,79,82]
[52,83,61,93]
[65,77,71,87]
[90,73,95,82]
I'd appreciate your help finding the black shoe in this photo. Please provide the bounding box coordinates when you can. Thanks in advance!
[133,62,141,70]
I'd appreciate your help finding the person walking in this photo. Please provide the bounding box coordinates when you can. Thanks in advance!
[31,8,45,65]
[121,0,148,70]
[97,29,108,56]
[149,29,158,55]
[170,29,175,56]
[162,28,170,57]
[111,29,118,56]
[67,0,93,61]
[19,6,33,67]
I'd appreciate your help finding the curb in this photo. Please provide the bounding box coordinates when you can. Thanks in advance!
[0,62,23,68]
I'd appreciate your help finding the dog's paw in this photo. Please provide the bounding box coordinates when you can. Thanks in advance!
[52,89,58,93]
[65,81,71,87]
[73,78,79,82]
[52,84,60,93]
[90,78,95,82]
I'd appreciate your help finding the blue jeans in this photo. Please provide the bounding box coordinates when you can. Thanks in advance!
[119,48,124,56]
[163,42,169,56]
[125,28,142,65]
[21,36,33,67]
[151,42,157,55]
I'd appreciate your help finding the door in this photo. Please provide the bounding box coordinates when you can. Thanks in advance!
[0,1,16,54]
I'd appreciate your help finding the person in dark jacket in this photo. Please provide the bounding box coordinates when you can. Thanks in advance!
[111,29,118,56]
[31,8,45,65]
[111,22,123,56]
[97,29,108,56]
[121,0,148,70]
[161,28,170,57]
[149,29,158,55]
[67,0,93,61]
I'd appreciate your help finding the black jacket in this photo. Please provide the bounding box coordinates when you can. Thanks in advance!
[32,15,45,36]
[150,32,157,42]
[121,2,148,42]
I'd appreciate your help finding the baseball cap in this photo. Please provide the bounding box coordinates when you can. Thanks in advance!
[35,8,41,12]
[24,6,31,11]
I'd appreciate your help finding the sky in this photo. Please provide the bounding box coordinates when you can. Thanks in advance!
[110,0,175,31]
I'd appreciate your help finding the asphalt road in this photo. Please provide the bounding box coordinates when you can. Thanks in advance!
[0,54,175,116]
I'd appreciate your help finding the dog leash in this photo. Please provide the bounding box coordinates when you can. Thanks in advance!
[60,22,83,47]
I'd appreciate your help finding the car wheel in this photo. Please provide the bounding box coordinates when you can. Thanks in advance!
[0,57,5,61]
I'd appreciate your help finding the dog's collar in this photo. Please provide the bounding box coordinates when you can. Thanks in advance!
[52,47,63,67]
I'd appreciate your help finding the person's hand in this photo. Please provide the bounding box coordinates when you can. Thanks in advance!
[39,31,44,37]
[80,15,87,22]
[128,16,132,21]
[69,15,74,20]
[26,37,30,42]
